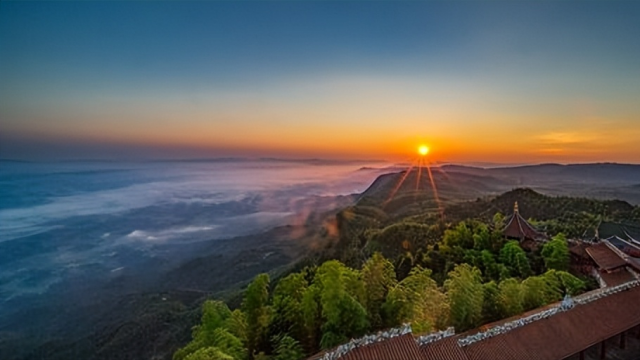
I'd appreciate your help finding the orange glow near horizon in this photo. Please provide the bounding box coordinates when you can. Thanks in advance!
[4,99,640,163]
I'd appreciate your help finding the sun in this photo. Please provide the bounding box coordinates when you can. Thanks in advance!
[418,145,429,156]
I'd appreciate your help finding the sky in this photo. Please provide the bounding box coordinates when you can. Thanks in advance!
[1,1,639,164]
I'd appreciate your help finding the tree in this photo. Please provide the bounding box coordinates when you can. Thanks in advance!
[270,272,308,343]
[481,281,501,323]
[362,253,397,329]
[226,310,248,346]
[479,250,509,282]
[541,233,570,271]
[542,270,585,296]
[499,241,532,278]
[272,334,304,360]
[242,274,271,358]
[472,224,492,251]
[383,266,448,333]
[521,276,553,310]
[184,347,234,360]
[444,264,484,332]
[443,222,474,249]
[314,260,369,349]
[208,328,247,360]
[301,283,322,352]
[202,300,233,333]
[498,278,523,317]
[174,301,245,360]
[493,212,505,232]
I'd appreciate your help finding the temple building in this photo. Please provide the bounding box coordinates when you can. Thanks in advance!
[585,240,638,287]
[502,202,547,249]
[595,221,640,244]
[568,241,594,276]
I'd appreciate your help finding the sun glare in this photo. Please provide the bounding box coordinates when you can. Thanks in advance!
[418,145,429,156]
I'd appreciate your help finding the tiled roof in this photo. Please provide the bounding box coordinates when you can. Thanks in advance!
[420,336,467,360]
[606,235,640,257]
[568,242,590,258]
[339,334,423,360]
[422,284,640,360]
[585,242,627,270]
[598,221,640,242]
[599,269,636,287]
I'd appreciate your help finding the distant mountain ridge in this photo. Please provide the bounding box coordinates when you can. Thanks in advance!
[357,163,640,213]
[443,162,640,184]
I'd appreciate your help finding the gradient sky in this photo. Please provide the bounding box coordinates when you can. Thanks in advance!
[1,1,639,163]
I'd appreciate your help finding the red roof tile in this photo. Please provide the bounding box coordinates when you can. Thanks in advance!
[599,269,635,287]
[459,285,640,360]
[585,242,627,270]
[420,336,467,360]
[341,334,423,360]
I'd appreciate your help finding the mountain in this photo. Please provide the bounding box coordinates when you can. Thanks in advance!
[443,163,640,204]
[359,163,640,217]
[356,167,508,216]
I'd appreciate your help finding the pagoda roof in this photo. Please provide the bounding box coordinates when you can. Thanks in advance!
[502,202,546,241]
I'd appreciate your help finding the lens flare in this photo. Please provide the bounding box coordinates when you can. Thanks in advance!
[383,144,445,219]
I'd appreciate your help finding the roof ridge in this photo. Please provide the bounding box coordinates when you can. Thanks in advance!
[504,212,517,233]
[319,324,412,360]
[607,235,640,252]
[603,239,630,260]
[416,327,455,346]
[515,212,526,238]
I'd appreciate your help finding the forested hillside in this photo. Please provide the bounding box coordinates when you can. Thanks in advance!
[174,186,640,360]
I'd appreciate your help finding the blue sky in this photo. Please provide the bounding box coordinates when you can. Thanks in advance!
[1,1,639,162]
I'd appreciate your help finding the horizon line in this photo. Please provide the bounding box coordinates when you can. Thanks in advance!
[2,157,639,168]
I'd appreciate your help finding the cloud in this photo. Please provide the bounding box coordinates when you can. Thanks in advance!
[536,131,597,145]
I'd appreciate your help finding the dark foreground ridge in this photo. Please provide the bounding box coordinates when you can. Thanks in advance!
[309,279,640,360]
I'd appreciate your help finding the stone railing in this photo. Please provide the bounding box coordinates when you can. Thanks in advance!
[416,327,455,346]
[591,267,607,288]
[573,280,640,305]
[320,324,412,360]
[457,305,565,347]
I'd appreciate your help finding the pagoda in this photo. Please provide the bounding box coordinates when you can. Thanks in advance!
[503,202,547,248]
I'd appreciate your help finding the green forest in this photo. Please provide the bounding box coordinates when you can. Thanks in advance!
[174,233,583,360]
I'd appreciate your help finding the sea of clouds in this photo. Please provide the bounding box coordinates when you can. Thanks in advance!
[0,159,388,301]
